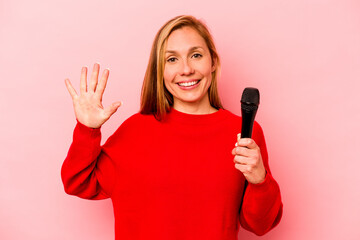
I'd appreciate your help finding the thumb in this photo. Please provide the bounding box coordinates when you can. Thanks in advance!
[104,101,122,118]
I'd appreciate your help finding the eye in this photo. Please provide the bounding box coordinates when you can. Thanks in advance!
[166,57,177,63]
[192,53,202,59]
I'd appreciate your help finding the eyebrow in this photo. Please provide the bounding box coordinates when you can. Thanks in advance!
[165,46,204,54]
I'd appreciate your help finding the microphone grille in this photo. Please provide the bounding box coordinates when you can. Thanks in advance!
[241,87,260,105]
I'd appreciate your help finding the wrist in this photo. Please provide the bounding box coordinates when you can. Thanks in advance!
[251,170,267,185]
[76,119,102,130]
[76,119,102,129]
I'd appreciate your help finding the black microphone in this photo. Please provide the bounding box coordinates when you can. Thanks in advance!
[239,88,260,211]
[241,87,260,139]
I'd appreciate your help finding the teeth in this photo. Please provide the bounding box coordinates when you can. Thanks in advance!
[178,80,199,87]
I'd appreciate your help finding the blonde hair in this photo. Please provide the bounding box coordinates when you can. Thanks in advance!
[140,15,223,120]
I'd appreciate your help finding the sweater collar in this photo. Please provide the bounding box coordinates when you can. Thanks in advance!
[164,107,227,125]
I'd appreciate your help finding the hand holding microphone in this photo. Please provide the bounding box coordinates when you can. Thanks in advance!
[232,88,266,184]
[232,135,266,184]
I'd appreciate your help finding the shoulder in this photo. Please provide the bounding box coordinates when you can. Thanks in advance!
[221,109,241,122]
[219,109,245,129]
[104,113,157,144]
[114,112,157,134]
[122,112,155,126]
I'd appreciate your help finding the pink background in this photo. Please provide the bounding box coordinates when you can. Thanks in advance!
[1,0,360,239]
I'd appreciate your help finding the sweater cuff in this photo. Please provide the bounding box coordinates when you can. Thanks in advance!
[247,172,277,194]
[74,120,101,142]
[242,172,281,219]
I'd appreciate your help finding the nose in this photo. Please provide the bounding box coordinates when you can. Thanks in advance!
[180,59,194,76]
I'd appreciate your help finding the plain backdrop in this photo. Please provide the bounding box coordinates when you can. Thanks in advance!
[1,0,360,239]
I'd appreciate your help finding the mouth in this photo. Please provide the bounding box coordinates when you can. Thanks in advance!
[177,80,201,88]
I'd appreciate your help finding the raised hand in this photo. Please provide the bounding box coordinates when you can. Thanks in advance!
[65,63,122,128]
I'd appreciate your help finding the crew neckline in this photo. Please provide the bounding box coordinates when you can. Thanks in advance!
[164,107,228,125]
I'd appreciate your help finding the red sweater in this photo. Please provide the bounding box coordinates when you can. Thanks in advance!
[61,108,282,239]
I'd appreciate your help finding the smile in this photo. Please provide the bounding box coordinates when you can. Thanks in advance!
[177,80,200,87]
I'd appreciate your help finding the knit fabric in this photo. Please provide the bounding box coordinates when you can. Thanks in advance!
[61,108,282,239]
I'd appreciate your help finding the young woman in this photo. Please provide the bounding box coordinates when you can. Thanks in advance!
[62,15,282,239]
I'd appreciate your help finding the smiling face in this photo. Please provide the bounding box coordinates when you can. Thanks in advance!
[163,26,216,114]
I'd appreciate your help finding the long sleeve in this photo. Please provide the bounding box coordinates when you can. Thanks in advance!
[239,122,283,236]
[61,121,116,200]
[61,110,282,239]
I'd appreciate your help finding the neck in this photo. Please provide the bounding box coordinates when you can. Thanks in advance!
[173,99,217,115]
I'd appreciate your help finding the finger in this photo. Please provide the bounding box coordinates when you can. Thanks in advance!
[89,63,100,92]
[65,79,78,99]
[95,68,110,100]
[233,155,248,165]
[80,66,87,94]
[103,101,122,118]
[232,146,251,157]
[234,163,251,174]
[236,138,258,149]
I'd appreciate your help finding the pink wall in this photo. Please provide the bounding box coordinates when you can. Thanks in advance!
[1,0,359,239]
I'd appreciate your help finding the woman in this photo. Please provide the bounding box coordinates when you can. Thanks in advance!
[62,15,282,239]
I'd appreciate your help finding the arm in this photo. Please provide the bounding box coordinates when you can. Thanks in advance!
[61,63,121,200]
[239,174,283,235]
[233,122,283,235]
[61,121,115,200]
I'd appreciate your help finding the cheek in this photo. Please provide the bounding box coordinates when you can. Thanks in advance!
[198,58,213,75]
[163,67,175,94]
[201,65,213,82]
[163,65,176,84]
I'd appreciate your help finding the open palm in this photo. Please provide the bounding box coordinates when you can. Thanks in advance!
[65,63,122,128]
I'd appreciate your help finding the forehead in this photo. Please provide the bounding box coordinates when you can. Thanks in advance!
[165,26,208,51]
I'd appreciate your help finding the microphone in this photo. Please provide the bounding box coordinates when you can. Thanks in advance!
[241,88,260,139]
[239,88,260,210]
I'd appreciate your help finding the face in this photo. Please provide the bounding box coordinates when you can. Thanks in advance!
[163,26,216,112]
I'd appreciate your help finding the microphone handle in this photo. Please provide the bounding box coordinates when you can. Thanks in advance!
[240,108,257,138]
[239,108,256,212]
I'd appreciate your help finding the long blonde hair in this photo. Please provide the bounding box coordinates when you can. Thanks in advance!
[140,15,223,120]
